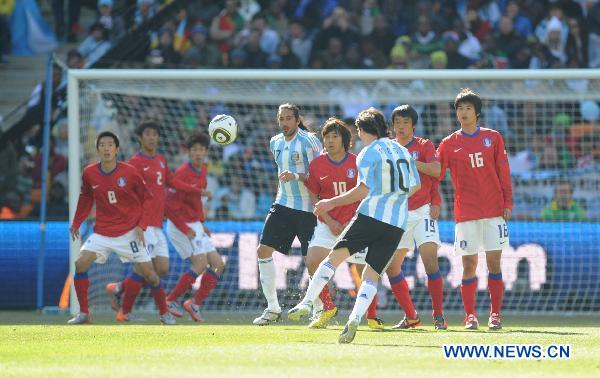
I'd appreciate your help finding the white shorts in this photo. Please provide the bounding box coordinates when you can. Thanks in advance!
[144,226,169,258]
[454,216,509,256]
[308,220,367,264]
[81,228,152,264]
[397,204,441,252]
[166,220,215,259]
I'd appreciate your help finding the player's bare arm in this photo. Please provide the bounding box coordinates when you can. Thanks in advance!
[408,183,421,198]
[279,170,307,182]
[314,183,368,216]
[415,161,441,178]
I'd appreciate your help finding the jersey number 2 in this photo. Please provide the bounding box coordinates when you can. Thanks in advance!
[385,159,409,192]
[108,191,117,204]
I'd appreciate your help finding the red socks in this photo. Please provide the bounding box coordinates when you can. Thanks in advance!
[73,272,90,314]
[121,272,144,314]
[389,272,416,319]
[461,276,478,316]
[318,285,336,311]
[193,269,219,306]
[151,281,168,315]
[426,270,444,317]
[366,292,378,319]
[167,270,198,302]
[488,272,504,315]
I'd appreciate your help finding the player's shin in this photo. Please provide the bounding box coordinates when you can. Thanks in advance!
[193,268,219,305]
[426,270,444,317]
[258,257,280,311]
[150,281,168,315]
[302,260,336,305]
[121,272,145,314]
[488,272,504,315]
[73,272,90,314]
[389,272,417,319]
[349,280,378,322]
[167,269,198,302]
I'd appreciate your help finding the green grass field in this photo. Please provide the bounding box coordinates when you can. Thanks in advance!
[0,312,598,378]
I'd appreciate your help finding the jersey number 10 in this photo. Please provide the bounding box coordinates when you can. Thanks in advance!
[333,181,347,195]
[385,158,409,192]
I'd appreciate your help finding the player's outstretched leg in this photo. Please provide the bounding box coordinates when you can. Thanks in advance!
[68,251,96,324]
[184,253,224,323]
[339,278,378,344]
[288,260,337,321]
[166,269,198,317]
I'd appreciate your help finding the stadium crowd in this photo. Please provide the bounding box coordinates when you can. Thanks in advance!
[0,0,598,221]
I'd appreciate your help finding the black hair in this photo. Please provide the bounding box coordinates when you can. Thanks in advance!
[391,104,419,127]
[322,117,352,152]
[454,88,482,118]
[278,103,309,131]
[135,119,161,137]
[185,131,210,149]
[355,107,388,138]
[96,131,120,149]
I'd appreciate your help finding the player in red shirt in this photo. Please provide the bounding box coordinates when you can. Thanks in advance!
[163,132,225,322]
[384,105,447,330]
[437,89,513,330]
[68,131,175,325]
[303,118,383,330]
[105,121,201,318]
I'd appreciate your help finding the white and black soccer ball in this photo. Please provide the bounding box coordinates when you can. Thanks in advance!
[208,114,238,145]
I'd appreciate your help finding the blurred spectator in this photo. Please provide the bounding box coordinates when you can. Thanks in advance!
[442,31,469,68]
[368,14,395,57]
[359,0,380,36]
[472,34,507,68]
[540,180,586,220]
[250,12,280,55]
[312,6,360,53]
[96,0,125,44]
[215,175,256,220]
[412,16,442,57]
[451,18,482,62]
[210,0,244,58]
[543,16,568,65]
[172,8,191,53]
[31,181,69,219]
[288,19,313,67]
[0,0,13,62]
[388,44,408,69]
[265,0,287,36]
[266,54,282,68]
[66,48,84,68]
[589,1,600,68]
[275,40,300,68]
[360,37,388,68]
[0,136,17,194]
[238,0,260,23]
[0,191,22,219]
[321,36,344,68]
[32,136,67,189]
[482,100,510,137]
[495,16,526,66]
[229,48,247,68]
[565,17,588,67]
[503,0,533,38]
[15,156,33,206]
[147,29,181,68]
[52,0,81,41]
[78,23,111,68]
[182,25,221,68]
[466,8,492,42]
[476,0,502,29]
[430,50,447,69]
[135,0,157,26]
[528,36,555,69]
[343,43,367,69]
[243,29,267,67]
[535,4,569,46]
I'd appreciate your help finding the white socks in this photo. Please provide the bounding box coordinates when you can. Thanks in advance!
[309,277,324,314]
[258,257,280,312]
[302,261,336,305]
[349,280,378,322]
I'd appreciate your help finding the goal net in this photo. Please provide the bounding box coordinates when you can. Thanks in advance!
[68,69,600,316]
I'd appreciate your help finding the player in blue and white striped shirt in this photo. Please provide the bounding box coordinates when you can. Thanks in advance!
[288,107,421,344]
[253,103,322,326]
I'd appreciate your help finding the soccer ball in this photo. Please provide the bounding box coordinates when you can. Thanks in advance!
[208,114,238,145]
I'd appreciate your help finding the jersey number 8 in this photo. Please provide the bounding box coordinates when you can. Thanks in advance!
[108,191,117,204]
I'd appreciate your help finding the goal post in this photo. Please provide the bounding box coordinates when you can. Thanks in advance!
[67,69,600,316]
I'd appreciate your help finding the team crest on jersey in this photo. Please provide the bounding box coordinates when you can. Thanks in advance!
[460,240,468,250]
[291,151,300,162]
[411,151,419,160]
[159,161,165,169]
[117,177,127,187]
[346,169,355,179]
[483,137,492,148]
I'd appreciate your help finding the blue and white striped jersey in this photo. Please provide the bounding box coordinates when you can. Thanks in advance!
[356,138,420,230]
[269,129,322,212]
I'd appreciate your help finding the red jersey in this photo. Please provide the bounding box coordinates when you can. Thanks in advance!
[165,162,207,234]
[72,162,152,237]
[128,152,201,227]
[403,137,441,211]
[437,127,513,223]
[304,153,358,224]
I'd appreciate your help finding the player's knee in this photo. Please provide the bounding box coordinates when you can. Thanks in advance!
[144,271,160,287]
[305,254,321,274]
[155,266,169,278]
[74,259,87,273]
[256,244,273,259]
